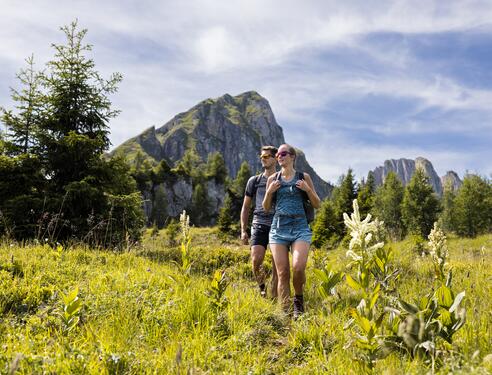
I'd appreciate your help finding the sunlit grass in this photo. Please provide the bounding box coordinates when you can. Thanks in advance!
[0,230,491,373]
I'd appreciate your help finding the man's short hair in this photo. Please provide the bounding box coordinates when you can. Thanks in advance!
[261,145,278,157]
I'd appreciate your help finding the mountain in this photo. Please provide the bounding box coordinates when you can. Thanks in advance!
[372,157,462,195]
[111,91,332,198]
[441,171,463,192]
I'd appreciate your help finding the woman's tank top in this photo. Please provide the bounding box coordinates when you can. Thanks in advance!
[274,173,305,218]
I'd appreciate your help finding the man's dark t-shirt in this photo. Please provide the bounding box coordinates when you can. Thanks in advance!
[245,173,274,226]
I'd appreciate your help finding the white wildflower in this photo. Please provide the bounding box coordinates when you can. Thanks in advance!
[344,200,384,261]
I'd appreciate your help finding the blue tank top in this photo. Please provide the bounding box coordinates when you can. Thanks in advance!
[274,173,305,217]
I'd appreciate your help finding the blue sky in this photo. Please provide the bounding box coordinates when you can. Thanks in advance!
[1,0,492,183]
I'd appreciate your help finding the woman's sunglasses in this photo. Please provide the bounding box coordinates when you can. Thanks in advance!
[276,151,292,158]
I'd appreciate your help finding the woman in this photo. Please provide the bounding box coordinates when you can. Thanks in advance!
[262,144,321,318]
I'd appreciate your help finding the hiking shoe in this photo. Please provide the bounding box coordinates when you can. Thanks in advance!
[259,284,267,298]
[293,295,304,319]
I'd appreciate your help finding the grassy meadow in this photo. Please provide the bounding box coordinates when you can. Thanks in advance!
[0,227,491,374]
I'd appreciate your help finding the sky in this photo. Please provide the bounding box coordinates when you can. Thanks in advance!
[1,0,492,184]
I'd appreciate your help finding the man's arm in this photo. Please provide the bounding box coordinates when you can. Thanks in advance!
[240,195,252,244]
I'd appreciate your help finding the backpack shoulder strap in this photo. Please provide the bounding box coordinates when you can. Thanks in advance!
[252,173,263,196]
[297,171,305,181]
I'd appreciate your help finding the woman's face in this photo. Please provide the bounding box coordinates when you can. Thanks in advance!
[276,145,294,167]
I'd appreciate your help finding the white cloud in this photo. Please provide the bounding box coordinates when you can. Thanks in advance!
[1,0,492,180]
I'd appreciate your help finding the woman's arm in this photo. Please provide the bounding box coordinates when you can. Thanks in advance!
[262,175,280,212]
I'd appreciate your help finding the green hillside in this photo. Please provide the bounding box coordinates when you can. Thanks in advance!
[1,229,491,374]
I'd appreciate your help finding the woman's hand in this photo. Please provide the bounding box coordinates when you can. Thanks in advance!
[267,179,282,195]
[295,179,311,193]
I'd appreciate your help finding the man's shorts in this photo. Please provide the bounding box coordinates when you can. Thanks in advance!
[269,216,312,246]
[250,223,271,248]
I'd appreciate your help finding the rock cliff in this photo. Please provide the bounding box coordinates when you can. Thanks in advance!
[372,157,462,195]
[110,91,333,223]
[111,91,332,198]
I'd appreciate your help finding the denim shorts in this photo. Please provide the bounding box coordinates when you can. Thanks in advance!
[269,216,312,246]
[250,223,270,248]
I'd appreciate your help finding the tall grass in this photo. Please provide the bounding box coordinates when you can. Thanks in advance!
[0,228,490,373]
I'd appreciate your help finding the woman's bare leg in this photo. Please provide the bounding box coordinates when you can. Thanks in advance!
[270,243,290,311]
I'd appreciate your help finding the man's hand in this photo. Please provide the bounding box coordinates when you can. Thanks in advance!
[241,230,249,245]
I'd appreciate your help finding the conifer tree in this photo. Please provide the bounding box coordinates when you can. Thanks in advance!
[0,20,144,245]
[372,172,405,240]
[401,168,441,237]
[311,198,338,248]
[205,152,227,183]
[218,161,251,235]
[357,171,376,219]
[0,55,43,155]
[439,181,457,232]
[332,169,357,237]
[452,174,492,237]
[191,182,211,225]
[217,194,236,234]
[151,185,168,228]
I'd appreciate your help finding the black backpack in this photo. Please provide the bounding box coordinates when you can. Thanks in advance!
[272,171,315,223]
[251,174,263,197]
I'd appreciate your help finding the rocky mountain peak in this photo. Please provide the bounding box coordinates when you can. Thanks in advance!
[372,157,462,195]
[111,91,332,199]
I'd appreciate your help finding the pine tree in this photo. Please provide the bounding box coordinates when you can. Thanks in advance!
[151,185,168,229]
[1,55,43,155]
[41,21,142,245]
[372,172,405,240]
[205,152,228,183]
[176,148,203,179]
[218,162,251,235]
[191,182,211,225]
[401,168,441,237]
[311,198,338,248]
[439,181,457,232]
[217,194,236,234]
[357,171,376,219]
[452,174,492,237]
[232,161,252,197]
[332,169,357,237]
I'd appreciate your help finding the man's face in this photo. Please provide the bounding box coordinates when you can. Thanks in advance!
[260,150,275,168]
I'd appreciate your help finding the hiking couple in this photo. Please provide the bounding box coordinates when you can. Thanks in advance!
[241,144,321,318]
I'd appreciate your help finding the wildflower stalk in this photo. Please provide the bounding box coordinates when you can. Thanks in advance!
[179,210,192,275]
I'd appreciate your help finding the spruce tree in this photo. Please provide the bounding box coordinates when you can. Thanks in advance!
[439,181,457,232]
[1,55,43,155]
[191,182,211,226]
[205,152,227,183]
[452,174,492,237]
[39,21,142,245]
[401,168,441,238]
[217,194,236,234]
[332,169,357,237]
[372,172,405,240]
[151,185,168,228]
[311,198,338,248]
[218,161,251,235]
[357,171,376,219]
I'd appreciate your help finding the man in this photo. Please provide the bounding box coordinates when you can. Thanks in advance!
[241,146,278,298]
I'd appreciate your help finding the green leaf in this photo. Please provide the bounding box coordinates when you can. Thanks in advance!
[398,299,419,314]
[435,284,453,308]
[346,274,361,290]
[314,269,328,283]
[65,299,82,315]
[369,290,380,310]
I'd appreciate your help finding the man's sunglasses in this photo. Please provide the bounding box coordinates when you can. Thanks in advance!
[260,154,273,160]
[276,151,292,158]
